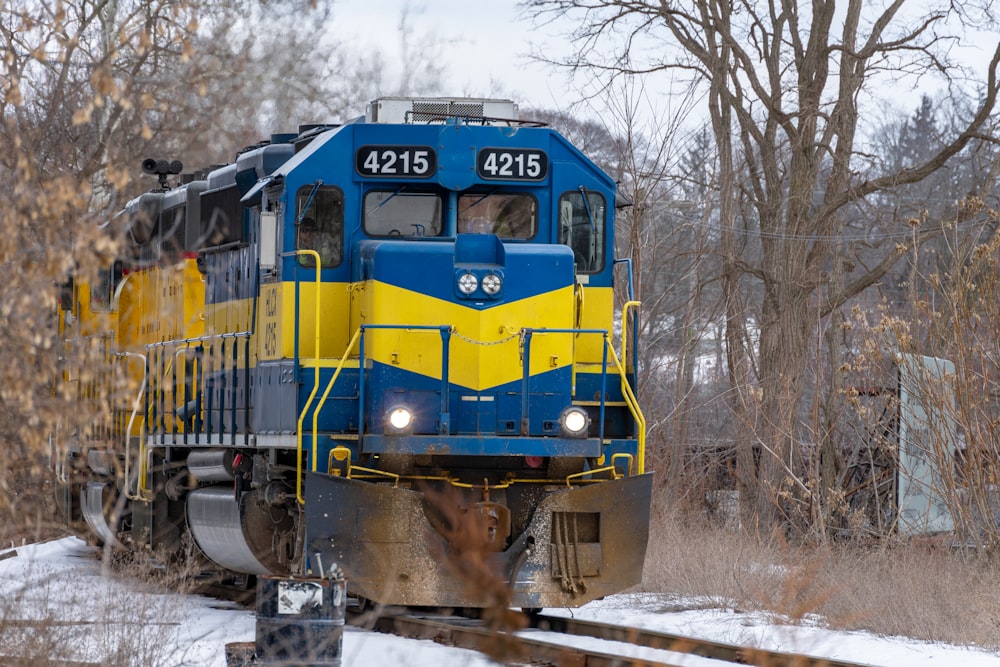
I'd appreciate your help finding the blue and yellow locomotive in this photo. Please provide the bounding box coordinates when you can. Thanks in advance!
[55,98,651,609]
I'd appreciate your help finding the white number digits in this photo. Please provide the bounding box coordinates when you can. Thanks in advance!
[357,146,436,177]
[477,149,547,180]
[380,150,397,174]
[412,150,429,174]
[362,151,380,174]
[526,153,541,178]
[481,151,498,176]
[498,153,513,176]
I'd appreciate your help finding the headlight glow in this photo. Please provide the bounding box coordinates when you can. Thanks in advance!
[481,273,502,295]
[387,406,413,432]
[457,272,478,295]
[559,406,590,438]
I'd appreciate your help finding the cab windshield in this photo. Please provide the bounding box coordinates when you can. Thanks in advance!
[364,190,443,237]
[457,192,536,239]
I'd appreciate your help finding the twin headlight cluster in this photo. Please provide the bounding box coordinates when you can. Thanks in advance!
[455,270,503,298]
[383,404,591,438]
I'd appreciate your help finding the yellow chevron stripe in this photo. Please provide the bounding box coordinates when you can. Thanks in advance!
[204,279,616,391]
[359,280,576,390]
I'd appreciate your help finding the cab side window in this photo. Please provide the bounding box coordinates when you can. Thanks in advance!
[558,190,606,273]
[89,264,115,311]
[296,186,344,268]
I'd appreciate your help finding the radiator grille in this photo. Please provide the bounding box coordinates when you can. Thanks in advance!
[410,101,485,122]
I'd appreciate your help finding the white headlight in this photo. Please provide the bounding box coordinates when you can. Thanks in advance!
[560,406,590,437]
[457,272,478,295]
[387,407,413,432]
[481,273,502,295]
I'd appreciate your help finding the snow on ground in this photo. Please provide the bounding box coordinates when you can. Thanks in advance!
[1,537,999,666]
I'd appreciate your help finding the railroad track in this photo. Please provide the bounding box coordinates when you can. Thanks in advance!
[359,609,882,667]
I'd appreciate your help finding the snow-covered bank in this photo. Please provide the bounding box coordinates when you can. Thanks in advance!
[1,537,998,666]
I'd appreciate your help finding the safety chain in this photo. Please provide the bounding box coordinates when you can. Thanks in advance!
[450,327,520,347]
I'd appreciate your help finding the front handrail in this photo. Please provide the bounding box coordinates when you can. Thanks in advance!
[621,300,640,373]
[146,331,251,447]
[525,327,645,473]
[117,351,150,502]
[293,249,322,504]
[604,340,646,474]
[358,324,453,436]
[295,322,646,500]
[297,327,363,504]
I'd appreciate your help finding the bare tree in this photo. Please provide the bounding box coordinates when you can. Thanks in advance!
[523,0,1000,532]
[0,0,448,542]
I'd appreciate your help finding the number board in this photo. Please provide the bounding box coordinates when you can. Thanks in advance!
[477,148,548,181]
[356,145,437,178]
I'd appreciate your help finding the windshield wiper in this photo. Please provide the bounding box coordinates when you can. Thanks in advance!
[296,180,324,224]
[366,185,409,215]
[459,188,498,214]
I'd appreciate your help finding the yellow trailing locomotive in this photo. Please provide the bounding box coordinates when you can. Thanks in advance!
[54,98,651,609]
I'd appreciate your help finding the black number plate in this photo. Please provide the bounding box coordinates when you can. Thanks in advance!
[477,148,548,181]
[356,145,437,177]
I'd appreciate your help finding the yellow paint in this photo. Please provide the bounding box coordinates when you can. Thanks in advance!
[204,287,253,339]
[353,280,576,390]
[179,258,207,340]
[576,286,614,363]
[169,276,623,399]
[121,258,206,438]
[61,258,207,442]
[281,281,352,359]
[74,278,114,338]
[244,281,353,363]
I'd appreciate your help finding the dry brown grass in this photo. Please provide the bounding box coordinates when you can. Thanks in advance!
[0,543,206,666]
[643,498,1000,648]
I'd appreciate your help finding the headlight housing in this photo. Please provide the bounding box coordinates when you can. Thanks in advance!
[481,272,503,295]
[385,406,414,434]
[559,406,590,438]
[457,272,478,295]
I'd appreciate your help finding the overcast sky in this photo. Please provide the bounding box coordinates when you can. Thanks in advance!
[331,1,1000,131]
[333,0,575,110]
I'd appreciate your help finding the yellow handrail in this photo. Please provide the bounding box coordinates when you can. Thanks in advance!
[296,327,362,505]
[123,334,218,501]
[616,300,645,474]
[565,465,613,485]
[520,322,646,476]
[311,327,363,471]
[134,346,191,500]
[294,250,322,504]
[327,445,353,476]
[605,340,646,474]
[119,351,149,502]
[611,452,635,476]
[344,465,400,487]
[621,300,640,371]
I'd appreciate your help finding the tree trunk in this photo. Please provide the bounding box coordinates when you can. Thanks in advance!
[756,279,809,528]
[707,22,759,528]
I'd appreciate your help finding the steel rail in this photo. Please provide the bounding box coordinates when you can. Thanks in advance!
[531,613,881,667]
[350,608,883,667]
[369,613,679,667]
